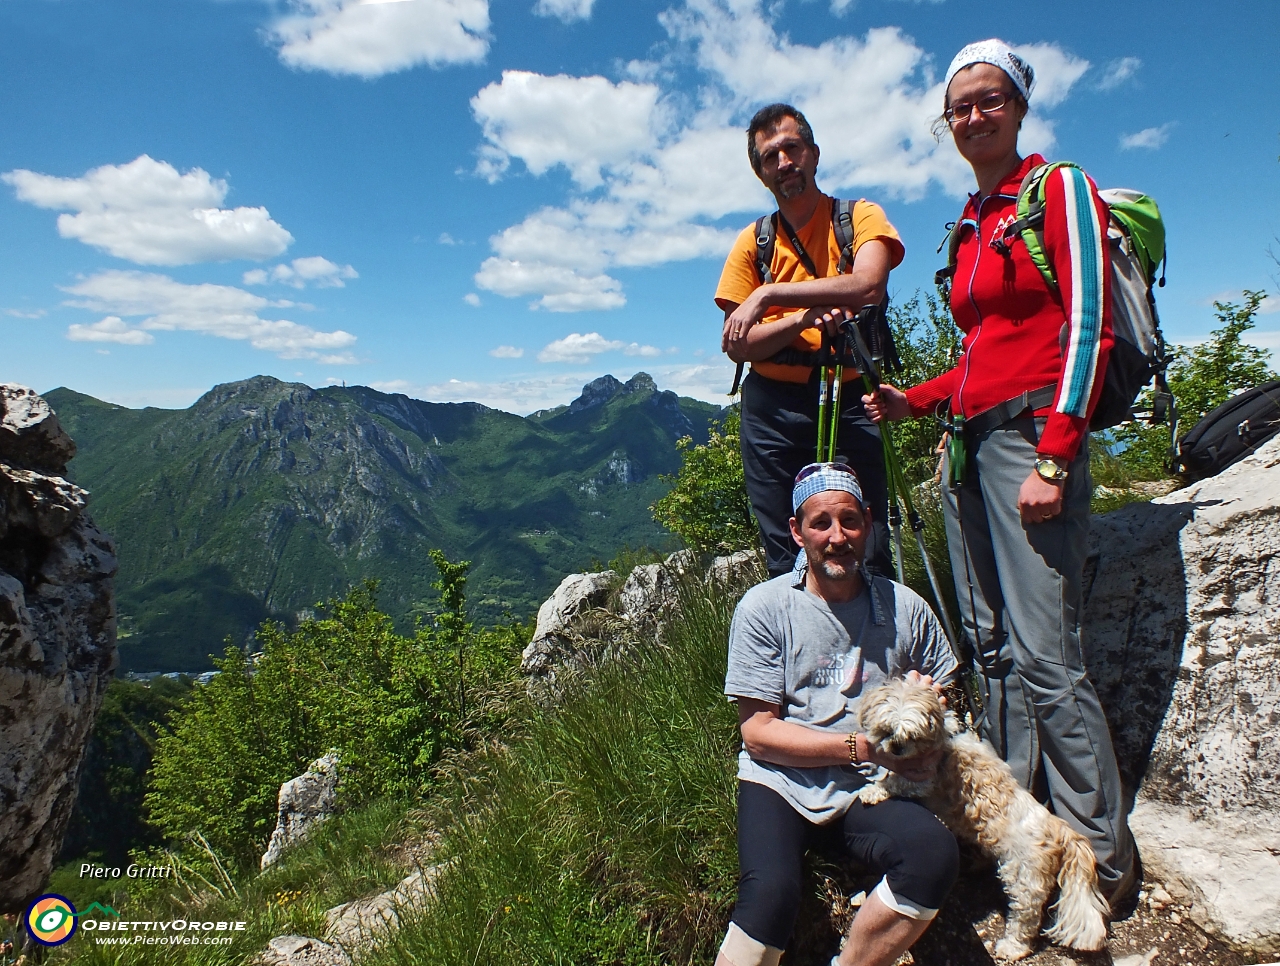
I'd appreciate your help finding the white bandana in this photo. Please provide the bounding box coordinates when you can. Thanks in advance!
[944,39,1035,102]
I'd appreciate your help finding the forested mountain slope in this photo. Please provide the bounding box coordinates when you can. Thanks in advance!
[47,372,722,671]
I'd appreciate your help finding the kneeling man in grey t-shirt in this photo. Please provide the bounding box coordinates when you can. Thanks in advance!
[715,462,959,966]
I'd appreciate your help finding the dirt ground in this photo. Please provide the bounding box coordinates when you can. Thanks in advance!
[788,852,1254,966]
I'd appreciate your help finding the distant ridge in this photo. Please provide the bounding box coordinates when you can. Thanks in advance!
[47,374,723,672]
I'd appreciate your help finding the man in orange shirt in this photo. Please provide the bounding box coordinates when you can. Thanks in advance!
[718,104,904,577]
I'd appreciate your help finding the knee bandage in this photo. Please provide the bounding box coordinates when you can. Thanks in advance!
[718,922,783,966]
[873,876,938,921]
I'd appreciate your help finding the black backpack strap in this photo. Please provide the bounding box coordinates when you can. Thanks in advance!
[934,220,961,295]
[729,216,778,395]
[754,214,776,284]
[993,163,1054,256]
[833,198,857,274]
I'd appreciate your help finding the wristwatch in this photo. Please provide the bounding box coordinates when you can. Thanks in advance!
[1033,458,1068,483]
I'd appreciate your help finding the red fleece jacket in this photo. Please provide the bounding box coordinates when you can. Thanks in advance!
[904,154,1113,462]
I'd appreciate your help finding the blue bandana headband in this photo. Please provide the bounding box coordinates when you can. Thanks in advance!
[791,462,864,515]
[944,39,1035,103]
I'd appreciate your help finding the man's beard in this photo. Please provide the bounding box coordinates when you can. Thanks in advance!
[813,551,859,581]
[775,170,808,199]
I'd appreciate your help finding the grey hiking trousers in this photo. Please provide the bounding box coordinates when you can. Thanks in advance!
[941,417,1134,889]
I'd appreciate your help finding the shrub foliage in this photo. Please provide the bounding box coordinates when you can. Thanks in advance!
[651,408,758,555]
[145,559,524,869]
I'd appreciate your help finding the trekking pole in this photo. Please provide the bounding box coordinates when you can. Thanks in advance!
[843,312,982,718]
[816,329,833,462]
[828,324,845,461]
[886,458,906,584]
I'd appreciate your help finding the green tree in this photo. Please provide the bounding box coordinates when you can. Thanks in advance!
[145,643,310,868]
[651,409,758,555]
[59,676,191,868]
[429,549,472,724]
[1105,291,1276,478]
[885,292,964,485]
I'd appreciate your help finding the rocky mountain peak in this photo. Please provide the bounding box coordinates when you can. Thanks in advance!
[566,372,658,415]
[567,375,624,414]
[624,372,657,395]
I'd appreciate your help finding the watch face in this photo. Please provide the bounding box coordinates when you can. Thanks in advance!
[1036,460,1065,481]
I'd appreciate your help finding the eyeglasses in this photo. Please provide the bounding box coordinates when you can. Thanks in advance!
[944,91,1013,125]
[794,462,857,484]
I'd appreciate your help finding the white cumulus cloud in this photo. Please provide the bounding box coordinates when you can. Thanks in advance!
[244,256,359,288]
[67,316,156,345]
[489,344,524,357]
[533,0,594,23]
[1096,56,1141,91]
[475,257,627,311]
[267,0,489,78]
[470,1,1089,313]
[3,156,294,266]
[536,332,661,363]
[472,71,664,188]
[1009,43,1090,109]
[62,271,357,362]
[1120,123,1174,151]
[464,292,482,306]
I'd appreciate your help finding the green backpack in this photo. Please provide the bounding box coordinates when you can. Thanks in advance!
[936,161,1173,431]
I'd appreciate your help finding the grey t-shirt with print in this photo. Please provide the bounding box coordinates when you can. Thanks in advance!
[725,570,958,824]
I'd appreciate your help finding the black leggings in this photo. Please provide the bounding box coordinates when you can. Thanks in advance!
[732,781,959,950]
[739,371,892,579]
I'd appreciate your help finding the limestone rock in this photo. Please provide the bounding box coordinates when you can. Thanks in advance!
[0,384,76,475]
[260,752,341,870]
[1082,434,1280,955]
[707,549,764,588]
[0,385,116,914]
[617,550,696,627]
[519,570,616,678]
[254,935,352,966]
[324,865,442,953]
[1129,801,1280,956]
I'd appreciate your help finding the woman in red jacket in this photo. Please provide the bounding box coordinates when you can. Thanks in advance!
[866,40,1138,905]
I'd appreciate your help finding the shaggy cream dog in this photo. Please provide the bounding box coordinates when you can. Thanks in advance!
[855,679,1109,960]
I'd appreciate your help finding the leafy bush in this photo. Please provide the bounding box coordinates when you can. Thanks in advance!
[651,408,758,555]
[885,292,963,486]
[145,561,526,870]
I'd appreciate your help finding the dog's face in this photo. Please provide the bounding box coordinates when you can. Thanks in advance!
[857,679,948,758]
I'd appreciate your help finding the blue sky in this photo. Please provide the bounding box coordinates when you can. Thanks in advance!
[2,0,1277,413]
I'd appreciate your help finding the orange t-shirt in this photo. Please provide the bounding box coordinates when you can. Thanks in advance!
[714,197,905,383]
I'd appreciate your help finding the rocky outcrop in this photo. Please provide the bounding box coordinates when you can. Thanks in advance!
[1083,435,1280,956]
[519,571,617,684]
[261,752,342,870]
[522,550,764,688]
[0,385,117,913]
[254,935,352,966]
[324,865,443,953]
[617,550,698,631]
